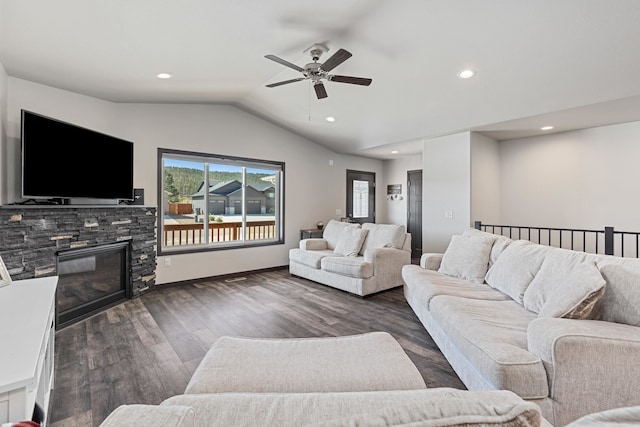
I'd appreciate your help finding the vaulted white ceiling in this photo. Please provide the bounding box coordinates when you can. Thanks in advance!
[2,0,640,159]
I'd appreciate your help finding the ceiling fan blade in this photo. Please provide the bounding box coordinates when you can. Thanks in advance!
[330,75,373,86]
[265,77,306,88]
[314,82,328,99]
[320,48,352,72]
[264,54,305,72]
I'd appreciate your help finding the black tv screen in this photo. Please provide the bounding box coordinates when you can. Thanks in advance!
[21,110,134,202]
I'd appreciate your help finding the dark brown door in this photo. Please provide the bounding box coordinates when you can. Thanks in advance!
[346,170,375,224]
[407,169,422,259]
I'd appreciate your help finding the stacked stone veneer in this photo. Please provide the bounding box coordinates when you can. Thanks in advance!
[0,205,157,296]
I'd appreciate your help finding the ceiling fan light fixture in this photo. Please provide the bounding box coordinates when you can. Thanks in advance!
[457,69,475,79]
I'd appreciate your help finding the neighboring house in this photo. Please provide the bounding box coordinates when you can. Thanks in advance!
[191,180,271,215]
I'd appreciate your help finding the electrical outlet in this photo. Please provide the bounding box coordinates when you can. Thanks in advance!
[164,257,171,267]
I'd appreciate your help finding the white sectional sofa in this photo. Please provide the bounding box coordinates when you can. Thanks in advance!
[289,219,411,296]
[402,227,640,426]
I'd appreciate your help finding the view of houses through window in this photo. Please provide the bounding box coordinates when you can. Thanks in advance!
[158,149,284,254]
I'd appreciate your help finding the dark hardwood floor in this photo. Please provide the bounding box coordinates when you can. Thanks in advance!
[48,268,464,427]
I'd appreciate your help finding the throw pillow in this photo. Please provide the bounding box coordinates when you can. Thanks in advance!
[484,240,553,304]
[359,223,406,254]
[322,219,361,250]
[462,227,513,267]
[529,260,606,319]
[522,247,594,313]
[438,235,494,284]
[333,228,369,257]
[594,257,640,326]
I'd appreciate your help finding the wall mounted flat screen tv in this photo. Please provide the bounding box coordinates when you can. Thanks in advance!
[21,110,134,202]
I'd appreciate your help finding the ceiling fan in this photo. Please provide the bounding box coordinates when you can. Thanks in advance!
[264,44,372,99]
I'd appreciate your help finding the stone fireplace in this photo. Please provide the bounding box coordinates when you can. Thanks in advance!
[0,205,156,327]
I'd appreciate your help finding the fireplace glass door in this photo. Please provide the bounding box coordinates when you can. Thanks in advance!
[56,241,130,329]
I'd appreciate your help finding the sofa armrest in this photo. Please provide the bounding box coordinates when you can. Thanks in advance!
[364,247,411,265]
[299,238,328,250]
[528,318,640,425]
[99,404,195,427]
[420,253,443,270]
[364,247,411,285]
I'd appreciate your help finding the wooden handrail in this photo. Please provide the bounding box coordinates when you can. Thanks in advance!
[163,220,276,246]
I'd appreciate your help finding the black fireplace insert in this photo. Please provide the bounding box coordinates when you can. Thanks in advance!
[56,241,131,329]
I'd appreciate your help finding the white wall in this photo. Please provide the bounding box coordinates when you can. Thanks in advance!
[423,132,471,252]
[500,121,640,231]
[5,78,117,204]
[4,78,383,284]
[470,132,500,226]
[381,154,422,225]
[0,63,7,205]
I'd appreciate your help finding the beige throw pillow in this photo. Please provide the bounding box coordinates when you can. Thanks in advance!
[484,240,552,304]
[462,227,513,267]
[322,219,361,250]
[333,228,369,257]
[359,223,406,254]
[438,235,494,284]
[522,247,595,314]
[530,260,606,319]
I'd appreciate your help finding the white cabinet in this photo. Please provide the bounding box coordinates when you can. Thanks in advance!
[0,276,57,425]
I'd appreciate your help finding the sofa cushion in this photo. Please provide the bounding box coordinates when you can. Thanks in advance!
[99,404,195,427]
[484,240,554,304]
[360,223,407,254]
[438,235,494,284]
[333,227,368,257]
[163,388,545,427]
[315,397,543,427]
[321,256,373,279]
[429,296,549,399]
[527,260,606,319]
[564,405,640,426]
[463,228,514,267]
[402,266,510,311]
[594,256,640,326]
[522,247,597,313]
[289,248,338,269]
[185,333,426,394]
[323,219,361,250]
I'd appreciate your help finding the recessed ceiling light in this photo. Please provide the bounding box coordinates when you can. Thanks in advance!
[157,73,172,79]
[457,69,475,79]
[325,116,336,122]
[391,150,399,154]
[541,126,554,131]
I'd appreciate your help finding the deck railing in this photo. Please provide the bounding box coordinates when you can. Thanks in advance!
[163,220,276,246]
[474,221,640,258]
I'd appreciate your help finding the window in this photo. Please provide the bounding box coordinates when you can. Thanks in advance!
[346,170,375,224]
[158,148,284,255]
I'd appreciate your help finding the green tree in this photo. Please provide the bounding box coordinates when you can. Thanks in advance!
[164,171,181,202]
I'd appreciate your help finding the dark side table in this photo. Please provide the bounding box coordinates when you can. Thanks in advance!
[300,228,323,239]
